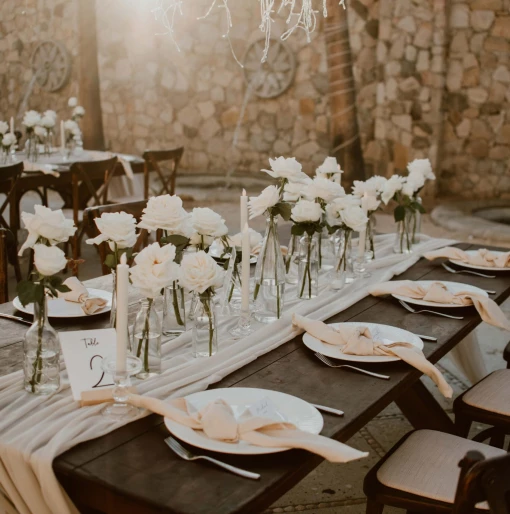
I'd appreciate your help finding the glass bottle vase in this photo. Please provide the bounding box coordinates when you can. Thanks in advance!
[163,281,186,337]
[412,196,422,244]
[318,228,335,271]
[366,214,376,260]
[297,234,319,299]
[25,133,38,162]
[133,298,162,379]
[329,229,351,290]
[192,290,218,358]
[253,215,285,323]
[285,233,299,285]
[394,209,414,254]
[23,295,60,395]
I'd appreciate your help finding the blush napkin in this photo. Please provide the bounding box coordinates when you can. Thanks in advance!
[57,277,108,315]
[369,280,510,331]
[424,247,510,268]
[127,394,368,463]
[292,314,453,398]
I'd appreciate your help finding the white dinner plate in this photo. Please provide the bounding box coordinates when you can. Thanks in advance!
[302,322,423,364]
[164,387,323,455]
[392,280,488,309]
[13,288,112,318]
[450,250,509,272]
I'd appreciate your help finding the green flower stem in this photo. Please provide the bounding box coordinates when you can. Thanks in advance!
[136,298,153,372]
[270,218,281,318]
[30,293,45,392]
[172,281,185,326]
[336,230,351,273]
[298,237,313,298]
[200,290,214,356]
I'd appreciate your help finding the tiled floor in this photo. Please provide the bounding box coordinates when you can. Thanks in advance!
[9,186,510,514]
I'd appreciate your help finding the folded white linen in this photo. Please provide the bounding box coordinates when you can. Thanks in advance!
[292,314,453,398]
[22,161,60,177]
[57,277,107,315]
[369,280,510,331]
[424,247,510,268]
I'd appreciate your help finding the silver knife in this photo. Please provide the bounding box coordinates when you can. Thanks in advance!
[416,334,437,342]
[0,313,31,326]
[312,404,344,416]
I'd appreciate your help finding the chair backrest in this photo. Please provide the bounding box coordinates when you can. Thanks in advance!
[84,200,149,275]
[0,161,23,232]
[143,147,184,197]
[453,450,510,514]
[0,228,20,303]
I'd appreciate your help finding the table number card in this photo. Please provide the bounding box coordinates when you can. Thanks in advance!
[60,328,117,401]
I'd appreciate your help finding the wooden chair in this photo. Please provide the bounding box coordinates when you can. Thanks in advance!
[69,157,118,262]
[363,429,509,514]
[0,228,21,303]
[0,161,23,246]
[143,148,184,197]
[84,200,149,276]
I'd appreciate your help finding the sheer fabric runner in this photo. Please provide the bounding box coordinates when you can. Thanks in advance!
[0,234,456,514]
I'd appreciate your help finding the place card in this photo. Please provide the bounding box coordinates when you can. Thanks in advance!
[60,328,117,401]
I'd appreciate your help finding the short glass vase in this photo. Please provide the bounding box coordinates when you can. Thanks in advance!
[163,281,186,338]
[192,290,218,358]
[133,298,162,379]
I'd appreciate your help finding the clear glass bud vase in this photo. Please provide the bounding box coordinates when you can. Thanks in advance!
[318,228,335,271]
[133,298,162,379]
[253,215,285,323]
[366,214,376,260]
[25,133,38,162]
[329,229,351,290]
[285,234,299,285]
[23,295,60,395]
[43,129,54,156]
[192,290,218,358]
[163,281,186,337]
[412,196,422,244]
[297,234,319,299]
[394,209,414,254]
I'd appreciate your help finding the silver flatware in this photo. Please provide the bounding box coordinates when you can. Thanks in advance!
[314,352,390,380]
[312,404,344,416]
[416,334,437,342]
[0,313,31,326]
[164,436,260,480]
[441,263,496,279]
[398,299,464,320]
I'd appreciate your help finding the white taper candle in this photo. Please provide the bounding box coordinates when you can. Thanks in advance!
[240,189,248,233]
[241,223,250,313]
[116,253,129,373]
[9,117,14,134]
[60,120,65,151]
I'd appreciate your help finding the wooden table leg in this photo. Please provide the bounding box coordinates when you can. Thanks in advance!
[395,379,455,433]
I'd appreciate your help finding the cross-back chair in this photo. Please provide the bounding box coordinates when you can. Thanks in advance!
[84,200,149,276]
[0,228,21,303]
[0,161,23,246]
[363,429,509,514]
[69,157,119,262]
[143,148,184,197]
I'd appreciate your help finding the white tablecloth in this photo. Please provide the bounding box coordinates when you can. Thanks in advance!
[0,235,463,514]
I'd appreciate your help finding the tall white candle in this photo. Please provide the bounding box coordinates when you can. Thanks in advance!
[241,223,250,313]
[60,120,65,151]
[240,189,248,233]
[116,253,129,373]
[358,193,369,257]
[9,117,14,134]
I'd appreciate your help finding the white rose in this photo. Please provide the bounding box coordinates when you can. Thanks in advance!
[303,177,345,202]
[262,156,309,183]
[44,110,57,120]
[22,110,41,128]
[34,126,46,139]
[129,243,180,298]
[190,207,228,237]
[86,211,138,249]
[33,244,67,277]
[68,97,78,107]
[407,158,435,182]
[402,172,424,197]
[179,251,225,294]
[329,195,361,211]
[381,175,405,204]
[248,185,280,219]
[73,106,85,118]
[189,232,214,248]
[316,156,343,179]
[340,205,369,232]
[366,175,387,192]
[2,133,16,148]
[138,195,193,236]
[352,180,378,198]
[363,195,380,212]
[283,180,308,202]
[40,115,56,129]
[0,122,8,135]
[291,199,323,223]
[18,206,77,255]
[64,120,79,133]
[229,228,263,251]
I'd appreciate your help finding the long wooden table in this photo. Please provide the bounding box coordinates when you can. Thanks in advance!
[1,243,509,514]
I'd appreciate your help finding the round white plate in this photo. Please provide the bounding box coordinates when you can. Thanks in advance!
[450,250,509,272]
[392,280,488,309]
[302,322,423,364]
[13,288,112,318]
[164,387,323,455]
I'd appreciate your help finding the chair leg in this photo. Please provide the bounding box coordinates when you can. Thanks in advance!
[366,499,384,514]
[489,430,505,449]
[454,412,472,438]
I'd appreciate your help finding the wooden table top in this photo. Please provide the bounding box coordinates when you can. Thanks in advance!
[1,242,509,514]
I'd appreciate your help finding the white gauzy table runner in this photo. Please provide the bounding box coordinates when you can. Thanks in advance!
[0,234,459,514]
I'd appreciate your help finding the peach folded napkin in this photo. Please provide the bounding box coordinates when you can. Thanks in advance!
[292,314,453,398]
[424,247,510,268]
[127,394,368,463]
[58,277,108,315]
[23,161,60,177]
[369,280,510,331]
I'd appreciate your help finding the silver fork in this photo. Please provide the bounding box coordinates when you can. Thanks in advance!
[398,299,464,320]
[314,352,390,380]
[164,436,260,480]
[441,262,496,279]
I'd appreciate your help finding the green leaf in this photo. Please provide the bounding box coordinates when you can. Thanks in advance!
[274,202,292,221]
[394,205,406,222]
[412,201,426,214]
[165,235,190,247]
[291,224,305,236]
[17,280,44,307]
[104,253,116,269]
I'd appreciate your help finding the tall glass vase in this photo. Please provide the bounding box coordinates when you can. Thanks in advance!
[192,290,218,358]
[394,209,414,254]
[163,281,186,337]
[43,129,54,156]
[297,234,319,299]
[412,196,422,244]
[329,229,351,290]
[25,133,38,162]
[134,298,161,379]
[285,233,299,285]
[318,228,335,271]
[23,295,60,395]
[366,214,376,260]
[253,215,285,323]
